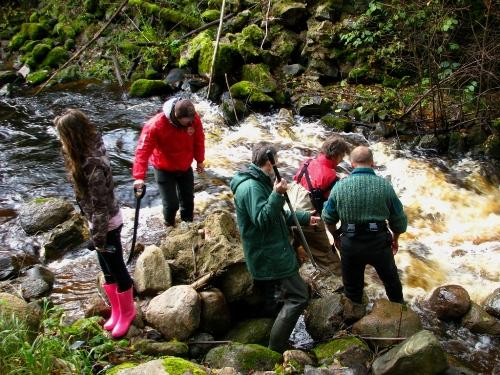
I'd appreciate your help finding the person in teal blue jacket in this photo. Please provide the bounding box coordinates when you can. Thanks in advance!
[230,142,318,353]
[322,146,408,304]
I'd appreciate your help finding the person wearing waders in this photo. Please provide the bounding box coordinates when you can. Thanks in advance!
[230,142,319,353]
[132,98,205,226]
[54,109,135,338]
[322,146,407,304]
[289,135,350,275]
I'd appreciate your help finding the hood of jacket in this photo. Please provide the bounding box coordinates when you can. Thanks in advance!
[230,164,272,194]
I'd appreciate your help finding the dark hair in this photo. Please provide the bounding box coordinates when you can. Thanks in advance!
[175,99,195,119]
[53,109,99,199]
[320,136,350,159]
[252,142,277,167]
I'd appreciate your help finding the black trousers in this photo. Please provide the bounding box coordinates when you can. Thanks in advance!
[255,273,310,353]
[154,167,194,225]
[339,231,403,304]
[96,225,133,292]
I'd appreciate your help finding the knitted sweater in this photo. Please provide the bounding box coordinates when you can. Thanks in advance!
[322,167,407,233]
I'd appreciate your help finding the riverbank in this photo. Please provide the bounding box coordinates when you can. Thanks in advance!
[1,0,499,163]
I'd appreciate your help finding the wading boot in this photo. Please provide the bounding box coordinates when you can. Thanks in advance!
[102,283,119,331]
[112,287,136,338]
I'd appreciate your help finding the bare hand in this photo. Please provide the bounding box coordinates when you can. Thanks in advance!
[196,162,205,173]
[274,178,288,195]
[391,239,399,255]
[133,179,144,189]
[295,245,309,264]
[309,215,321,226]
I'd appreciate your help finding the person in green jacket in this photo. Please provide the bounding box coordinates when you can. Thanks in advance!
[322,146,408,304]
[230,142,319,353]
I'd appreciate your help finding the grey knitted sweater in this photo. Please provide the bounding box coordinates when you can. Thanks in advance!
[321,167,407,233]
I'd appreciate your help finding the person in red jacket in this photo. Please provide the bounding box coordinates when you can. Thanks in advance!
[290,135,350,274]
[133,98,205,226]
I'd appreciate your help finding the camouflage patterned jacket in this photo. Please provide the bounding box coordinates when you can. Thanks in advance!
[78,139,120,249]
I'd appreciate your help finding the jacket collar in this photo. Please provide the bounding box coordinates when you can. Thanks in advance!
[352,167,375,175]
[317,153,336,169]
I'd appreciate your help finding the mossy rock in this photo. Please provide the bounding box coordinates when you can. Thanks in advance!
[163,356,206,375]
[129,79,171,98]
[105,362,138,375]
[64,38,75,50]
[20,22,48,40]
[321,114,352,131]
[448,131,467,155]
[198,41,242,80]
[32,43,51,63]
[119,40,140,57]
[0,71,20,85]
[20,40,38,53]
[269,30,299,61]
[205,343,282,373]
[201,9,221,22]
[224,318,274,345]
[55,65,81,83]
[179,30,214,68]
[26,69,50,85]
[312,336,370,366]
[29,12,39,23]
[145,68,162,80]
[241,64,276,93]
[466,125,488,147]
[8,31,28,50]
[241,24,264,45]
[382,75,400,88]
[348,65,370,82]
[53,23,77,40]
[134,339,189,357]
[230,80,256,97]
[84,0,99,14]
[42,46,69,68]
[129,0,202,29]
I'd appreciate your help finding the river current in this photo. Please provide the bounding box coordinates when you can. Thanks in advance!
[0,83,499,373]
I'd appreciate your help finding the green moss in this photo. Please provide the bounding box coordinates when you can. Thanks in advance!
[129,79,170,97]
[230,80,256,97]
[64,38,75,50]
[42,46,69,68]
[312,337,369,363]
[53,23,76,40]
[119,40,140,57]
[32,43,51,62]
[20,40,38,53]
[29,12,39,23]
[84,0,99,14]
[8,32,28,50]
[321,114,352,131]
[485,134,500,159]
[129,0,202,29]
[20,22,48,40]
[241,24,264,45]
[55,65,81,83]
[201,9,221,22]
[26,70,50,85]
[242,344,281,372]
[198,41,241,79]
[162,356,206,375]
[33,197,50,204]
[179,30,214,68]
[348,65,370,82]
[105,362,138,375]
[241,64,276,93]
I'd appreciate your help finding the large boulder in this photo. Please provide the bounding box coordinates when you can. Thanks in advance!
[224,318,274,345]
[293,95,332,116]
[111,357,207,375]
[42,214,88,261]
[199,288,231,336]
[133,339,189,357]
[428,285,471,321]
[205,343,281,373]
[311,336,371,368]
[21,265,54,301]
[304,294,344,341]
[461,302,500,335]
[271,0,308,29]
[133,245,172,296]
[19,198,74,235]
[352,299,422,348]
[0,292,41,330]
[217,262,254,303]
[145,285,201,340]
[482,288,500,318]
[372,330,448,375]
[0,252,38,280]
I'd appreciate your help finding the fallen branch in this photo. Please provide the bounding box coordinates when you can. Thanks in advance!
[224,73,239,124]
[111,54,124,87]
[189,272,215,291]
[126,54,142,80]
[179,13,234,41]
[34,0,129,95]
[207,0,226,98]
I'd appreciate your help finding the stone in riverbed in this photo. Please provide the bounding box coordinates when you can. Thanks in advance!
[19,197,74,235]
[428,285,471,321]
[482,287,500,318]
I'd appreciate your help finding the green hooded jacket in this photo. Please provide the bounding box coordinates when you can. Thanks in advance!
[230,164,311,280]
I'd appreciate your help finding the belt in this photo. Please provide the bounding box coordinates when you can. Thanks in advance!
[341,221,387,235]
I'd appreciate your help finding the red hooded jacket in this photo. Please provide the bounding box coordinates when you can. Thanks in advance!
[132,111,205,180]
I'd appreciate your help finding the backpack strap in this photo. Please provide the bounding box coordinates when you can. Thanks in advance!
[297,159,313,191]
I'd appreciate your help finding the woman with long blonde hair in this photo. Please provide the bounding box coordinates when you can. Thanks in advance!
[54,109,135,338]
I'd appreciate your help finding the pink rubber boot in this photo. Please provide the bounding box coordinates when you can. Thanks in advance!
[112,287,136,338]
[102,283,119,331]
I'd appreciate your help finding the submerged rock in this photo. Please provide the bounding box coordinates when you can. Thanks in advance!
[205,343,281,373]
[482,288,500,318]
[428,285,471,321]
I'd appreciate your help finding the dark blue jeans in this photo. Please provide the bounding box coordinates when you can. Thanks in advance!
[96,225,133,292]
[154,167,194,225]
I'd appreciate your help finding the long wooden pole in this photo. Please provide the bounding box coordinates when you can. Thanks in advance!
[34,0,129,95]
[207,0,226,99]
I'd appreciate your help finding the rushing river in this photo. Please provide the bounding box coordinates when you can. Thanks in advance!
[1,83,499,373]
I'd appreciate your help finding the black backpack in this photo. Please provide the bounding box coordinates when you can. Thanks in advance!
[296,159,335,214]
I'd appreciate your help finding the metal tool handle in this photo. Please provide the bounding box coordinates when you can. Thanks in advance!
[266,150,319,270]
